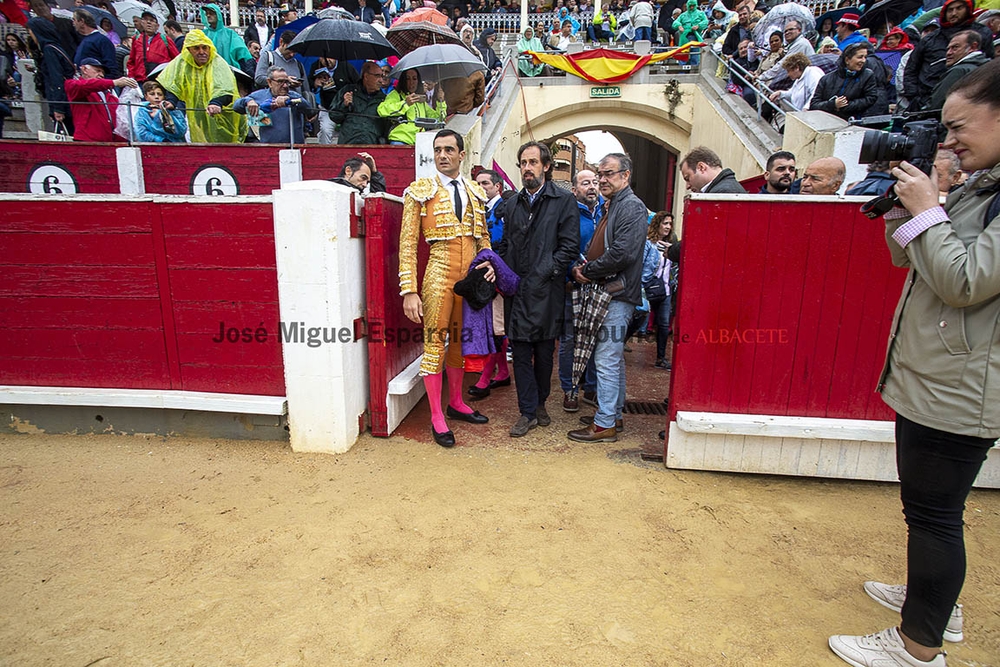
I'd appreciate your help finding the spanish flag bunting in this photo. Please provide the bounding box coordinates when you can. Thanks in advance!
[529,43,704,84]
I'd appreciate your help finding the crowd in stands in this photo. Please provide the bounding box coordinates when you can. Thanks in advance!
[711,0,997,127]
[4,0,515,142]
[4,0,998,139]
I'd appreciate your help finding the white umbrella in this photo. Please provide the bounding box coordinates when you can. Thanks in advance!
[114,0,166,27]
[388,43,486,82]
[751,2,815,48]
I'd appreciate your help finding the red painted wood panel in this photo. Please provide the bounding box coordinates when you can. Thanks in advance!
[669,198,907,429]
[0,140,120,194]
[0,297,164,329]
[140,144,284,195]
[364,196,426,436]
[0,198,284,398]
[0,232,155,266]
[300,145,415,196]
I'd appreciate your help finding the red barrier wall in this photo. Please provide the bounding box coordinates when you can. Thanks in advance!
[667,197,907,426]
[0,141,120,194]
[364,196,427,436]
[0,198,284,396]
[0,141,415,197]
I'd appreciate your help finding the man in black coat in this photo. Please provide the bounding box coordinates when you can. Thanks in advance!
[903,0,994,111]
[496,141,580,437]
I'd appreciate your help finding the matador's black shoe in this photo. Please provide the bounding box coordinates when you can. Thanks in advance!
[432,427,455,448]
[446,406,489,424]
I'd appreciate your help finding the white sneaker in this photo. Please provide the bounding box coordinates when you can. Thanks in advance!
[863,582,964,642]
[829,627,946,667]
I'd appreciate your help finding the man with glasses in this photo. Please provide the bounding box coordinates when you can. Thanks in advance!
[567,153,647,443]
[496,141,579,437]
[330,61,388,145]
[234,65,317,143]
[758,19,813,86]
[127,10,179,83]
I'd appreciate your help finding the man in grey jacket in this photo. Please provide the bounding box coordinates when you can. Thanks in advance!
[568,152,647,443]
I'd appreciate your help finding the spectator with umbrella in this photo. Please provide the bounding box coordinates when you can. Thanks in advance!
[72,8,119,76]
[330,61,388,143]
[377,67,445,145]
[234,64,317,143]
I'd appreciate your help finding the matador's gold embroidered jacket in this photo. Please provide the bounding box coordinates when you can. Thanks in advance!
[398,176,492,295]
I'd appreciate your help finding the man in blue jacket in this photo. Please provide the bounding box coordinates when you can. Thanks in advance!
[560,169,602,412]
[73,9,119,77]
[234,66,317,143]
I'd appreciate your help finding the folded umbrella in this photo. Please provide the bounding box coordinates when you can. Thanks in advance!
[287,17,399,60]
[386,21,462,55]
[569,282,612,398]
[389,42,485,82]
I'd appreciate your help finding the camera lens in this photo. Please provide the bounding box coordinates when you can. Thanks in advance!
[859,130,889,164]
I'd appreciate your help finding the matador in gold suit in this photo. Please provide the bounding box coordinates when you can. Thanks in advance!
[399,130,492,447]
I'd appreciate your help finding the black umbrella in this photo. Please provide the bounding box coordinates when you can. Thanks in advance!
[80,5,128,39]
[287,17,398,60]
[858,0,923,31]
[814,6,858,32]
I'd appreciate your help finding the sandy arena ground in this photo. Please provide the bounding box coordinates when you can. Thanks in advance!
[1,423,999,667]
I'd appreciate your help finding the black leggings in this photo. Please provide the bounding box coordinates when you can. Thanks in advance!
[895,414,995,647]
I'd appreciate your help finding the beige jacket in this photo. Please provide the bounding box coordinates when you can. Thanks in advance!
[878,163,1000,438]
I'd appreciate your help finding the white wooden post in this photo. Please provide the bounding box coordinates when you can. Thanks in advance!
[272,181,369,453]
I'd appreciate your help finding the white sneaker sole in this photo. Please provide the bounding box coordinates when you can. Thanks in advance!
[863,582,964,643]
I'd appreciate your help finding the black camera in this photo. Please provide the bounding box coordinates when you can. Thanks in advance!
[857,119,942,219]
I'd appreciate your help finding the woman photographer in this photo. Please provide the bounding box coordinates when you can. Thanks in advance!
[828,57,1000,667]
[809,42,878,121]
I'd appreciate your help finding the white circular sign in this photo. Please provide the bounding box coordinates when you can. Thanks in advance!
[190,166,240,196]
[27,163,78,194]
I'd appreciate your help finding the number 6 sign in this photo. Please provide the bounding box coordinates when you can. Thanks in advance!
[190,165,240,196]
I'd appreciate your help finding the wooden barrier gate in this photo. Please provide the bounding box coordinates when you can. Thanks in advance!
[665,193,1000,487]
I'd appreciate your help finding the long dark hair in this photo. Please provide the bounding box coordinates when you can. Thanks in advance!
[4,32,28,55]
[394,68,422,95]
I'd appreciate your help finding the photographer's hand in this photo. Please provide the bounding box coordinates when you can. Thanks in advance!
[892,161,940,217]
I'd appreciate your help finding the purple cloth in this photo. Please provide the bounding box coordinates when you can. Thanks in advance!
[461,249,520,356]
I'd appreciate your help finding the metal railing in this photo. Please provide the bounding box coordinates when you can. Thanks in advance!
[171,0,848,33]
[705,48,786,125]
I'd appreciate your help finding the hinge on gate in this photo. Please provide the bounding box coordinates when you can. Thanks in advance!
[353,316,367,341]
[349,192,365,237]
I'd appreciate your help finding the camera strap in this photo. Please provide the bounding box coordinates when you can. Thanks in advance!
[975,181,1000,230]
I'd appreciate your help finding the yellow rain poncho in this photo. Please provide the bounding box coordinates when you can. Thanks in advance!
[157,29,247,144]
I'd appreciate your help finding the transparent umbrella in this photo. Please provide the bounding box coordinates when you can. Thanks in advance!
[751,3,815,48]
[389,43,485,82]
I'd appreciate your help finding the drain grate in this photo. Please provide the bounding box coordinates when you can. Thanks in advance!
[623,400,667,416]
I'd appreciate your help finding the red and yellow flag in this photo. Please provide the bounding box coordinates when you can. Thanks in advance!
[528,43,703,84]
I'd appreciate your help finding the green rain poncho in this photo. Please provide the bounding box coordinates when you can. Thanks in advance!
[517,27,545,77]
[157,30,247,144]
[199,3,253,68]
